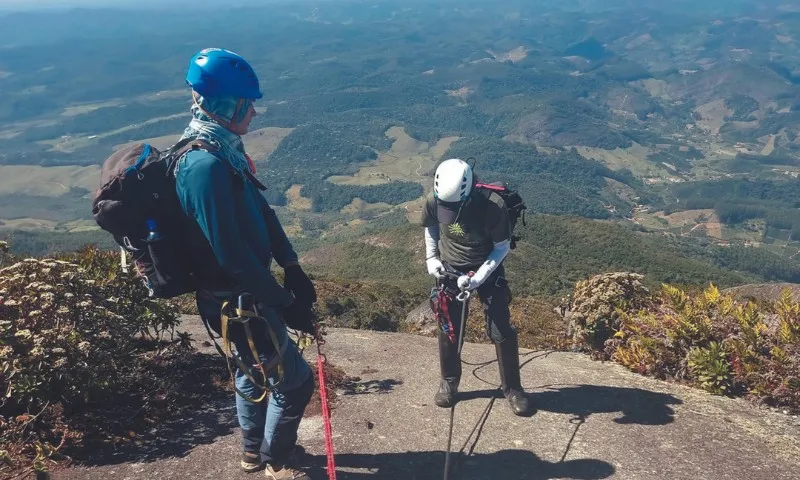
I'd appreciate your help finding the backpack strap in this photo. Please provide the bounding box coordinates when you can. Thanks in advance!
[170,138,218,166]
[170,139,267,191]
[245,170,267,191]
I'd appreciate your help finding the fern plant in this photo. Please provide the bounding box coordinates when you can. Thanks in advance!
[574,278,799,411]
[687,341,733,395]
[776,289,800,345]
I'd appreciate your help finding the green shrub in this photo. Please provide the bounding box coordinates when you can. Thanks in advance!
[566,272,654,354]
[688,341,733,395]
[581,278,800,411]
[0,246,191,477]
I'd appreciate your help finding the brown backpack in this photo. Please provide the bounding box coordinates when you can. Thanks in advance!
[91,138,215,298]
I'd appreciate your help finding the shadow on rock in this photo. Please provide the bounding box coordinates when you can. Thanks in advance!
[532,384,682,425]
[63,353,237,467]
[458,388,503,402]
[342,378,403,395]
[304,449,615,479]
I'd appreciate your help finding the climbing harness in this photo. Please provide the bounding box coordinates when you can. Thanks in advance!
[200,293,285,403]
[222,295,286,402]
[200,292,338,478]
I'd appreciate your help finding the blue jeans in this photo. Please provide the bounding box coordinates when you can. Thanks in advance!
[196,290,313,465]
[236,365,314,464]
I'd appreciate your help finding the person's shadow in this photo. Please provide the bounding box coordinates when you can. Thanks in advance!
[303,449,615,479]
[467,352,682,425]
[532,383,682,425]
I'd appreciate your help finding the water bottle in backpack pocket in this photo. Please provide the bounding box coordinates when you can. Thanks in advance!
[115,218,194,299]
[141,219,195,298]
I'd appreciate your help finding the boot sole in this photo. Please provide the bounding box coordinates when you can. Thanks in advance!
[241,460,265,473]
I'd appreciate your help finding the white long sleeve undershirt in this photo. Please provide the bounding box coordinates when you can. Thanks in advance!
[425,226,440,259]
[471,239,511,286]
[424,225,510,286]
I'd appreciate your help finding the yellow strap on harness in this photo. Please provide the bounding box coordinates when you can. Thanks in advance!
[220,300,285,404]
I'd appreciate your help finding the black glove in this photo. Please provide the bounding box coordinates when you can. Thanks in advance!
[281,301,317,335]
[284,265,317,308]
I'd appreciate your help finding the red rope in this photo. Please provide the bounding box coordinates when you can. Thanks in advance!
[316,330,337,479]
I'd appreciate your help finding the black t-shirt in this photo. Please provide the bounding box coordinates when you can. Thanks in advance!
[420,191,510,270]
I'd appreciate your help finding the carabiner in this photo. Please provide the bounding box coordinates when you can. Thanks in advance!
[456,289,471,302]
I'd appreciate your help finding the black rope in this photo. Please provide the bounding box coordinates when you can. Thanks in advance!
[468,350,553,388]
[442,342,554,478]
[458,395,497,456]
[444,406,457,479]
[443,290,471,480]
[437,266,555,479]
[560,415,586,463]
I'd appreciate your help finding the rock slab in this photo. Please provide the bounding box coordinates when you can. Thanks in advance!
[57,327,800,480]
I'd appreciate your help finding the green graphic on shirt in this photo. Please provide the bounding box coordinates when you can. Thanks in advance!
[448,223,465,237]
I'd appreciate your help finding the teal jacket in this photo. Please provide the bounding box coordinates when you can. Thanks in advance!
[174,149,298,309]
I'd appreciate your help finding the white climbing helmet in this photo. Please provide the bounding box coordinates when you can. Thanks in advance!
[434,158,473,224]
[434,158,473,202]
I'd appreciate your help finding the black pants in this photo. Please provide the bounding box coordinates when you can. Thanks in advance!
[440,263,515,344]
[438,263,516,383]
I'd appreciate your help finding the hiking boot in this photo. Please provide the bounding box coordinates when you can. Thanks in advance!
[495,335,533,417]
[265,465,310,480]
[434,378,459,408]
[504,388,530,416]
[241,452,265,472]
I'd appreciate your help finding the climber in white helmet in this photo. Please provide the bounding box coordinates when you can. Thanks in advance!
[420,158,531,416]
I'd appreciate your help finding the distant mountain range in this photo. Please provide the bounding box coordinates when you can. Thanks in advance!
[0,0,798,293]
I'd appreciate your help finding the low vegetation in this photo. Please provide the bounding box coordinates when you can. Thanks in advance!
[0,246,356,478]
[569,272,800,412]
[0,246,205,477]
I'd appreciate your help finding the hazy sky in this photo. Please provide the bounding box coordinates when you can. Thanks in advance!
[0,0,286,9]
[0,0,149,8]
[0,0,126,5]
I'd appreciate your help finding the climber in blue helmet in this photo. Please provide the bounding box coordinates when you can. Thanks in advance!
[175,48,316,480]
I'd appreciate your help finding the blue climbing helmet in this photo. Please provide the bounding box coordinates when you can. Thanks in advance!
[185,48,263,100]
